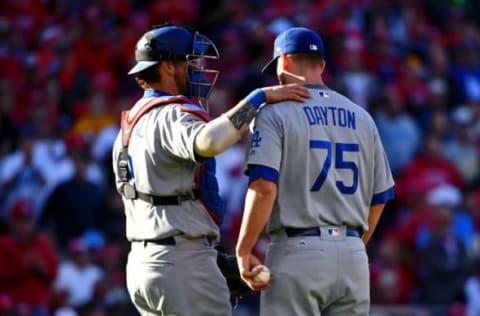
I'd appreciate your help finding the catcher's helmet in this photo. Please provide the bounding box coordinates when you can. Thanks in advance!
[128,25,219,99]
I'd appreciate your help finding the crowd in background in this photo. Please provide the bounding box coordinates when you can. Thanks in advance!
[1,0,480,315]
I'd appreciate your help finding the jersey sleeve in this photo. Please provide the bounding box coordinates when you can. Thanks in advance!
[245,107,282,183]
[159,103,210,162]
[371,124,395,205]
[111,133,124,193]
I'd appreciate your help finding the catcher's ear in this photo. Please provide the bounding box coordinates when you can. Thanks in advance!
[161,60,176,75]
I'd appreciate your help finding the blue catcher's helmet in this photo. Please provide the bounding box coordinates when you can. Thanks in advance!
[128,25,219,99]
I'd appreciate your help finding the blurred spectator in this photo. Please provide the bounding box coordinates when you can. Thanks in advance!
[364,14,402,85]
[213,28,250,90]
[420,186,471,306]
[71,89,116,138]
[465,188,480,239]
[0,117,70,221]
[416,74,452,133]
[94,242,133,316]
[333,42,378,109]
[0,79,17,156]
[53,237,104,312]
[90,124,119,165]
[374,87,421,176]
[53,132,107,191]
[423,40,452,108]
[72,21,114,82]
[395,191,436,254]
[392,54,430,112]
[427,108,452,142]
[427,184,476,253]
[464,263,480,316]
[0,294,14,316]
[370,235,415,304]
[395,132,466,206]
[0,200,58,316]
[53,307,78,316]
[97,185,124,242]
[0,123,48,219]
[443,106,480,186]
[450,34,480,105]
[40,145,103,250]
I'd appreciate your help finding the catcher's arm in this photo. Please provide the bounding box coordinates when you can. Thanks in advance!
[194,84,309,157]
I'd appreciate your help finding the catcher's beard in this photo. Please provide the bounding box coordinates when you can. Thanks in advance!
[175,69,210,112]
[174,70,190,97]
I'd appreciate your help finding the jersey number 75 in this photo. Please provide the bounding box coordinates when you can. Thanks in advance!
[310,140,359,194]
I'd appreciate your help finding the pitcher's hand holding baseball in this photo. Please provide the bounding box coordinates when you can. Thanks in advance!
[236,253,272,291]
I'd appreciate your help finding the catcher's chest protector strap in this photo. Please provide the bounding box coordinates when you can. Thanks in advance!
[121,96,191,147]
[118,96,191,199]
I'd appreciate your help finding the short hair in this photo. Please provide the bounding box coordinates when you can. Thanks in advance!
[134,65,161,85]
[288,53,324,68]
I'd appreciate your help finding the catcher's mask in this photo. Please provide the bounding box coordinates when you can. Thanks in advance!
[128,24,219,100]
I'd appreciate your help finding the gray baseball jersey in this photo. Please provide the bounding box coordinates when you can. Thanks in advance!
[112,93,222,241]
[246,84,395,234]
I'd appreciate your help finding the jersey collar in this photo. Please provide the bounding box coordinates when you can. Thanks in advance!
[143,89,172,98]
[304,84,329,90]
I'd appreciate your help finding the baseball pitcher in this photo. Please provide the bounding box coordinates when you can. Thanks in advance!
[236,27,395,316]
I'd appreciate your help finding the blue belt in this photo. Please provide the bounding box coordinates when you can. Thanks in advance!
[284,227,362,238]
[140,236,216,247]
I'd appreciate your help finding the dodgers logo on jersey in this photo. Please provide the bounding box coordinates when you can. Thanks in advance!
[251,129,262,148]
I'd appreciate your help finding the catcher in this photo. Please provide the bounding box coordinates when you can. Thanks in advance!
[111,24,309,316]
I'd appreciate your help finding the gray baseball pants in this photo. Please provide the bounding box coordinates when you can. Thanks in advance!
[261,233,370,316]
[126,236,232,316]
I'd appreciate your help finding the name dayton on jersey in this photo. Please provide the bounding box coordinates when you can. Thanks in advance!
[302,92,356,129]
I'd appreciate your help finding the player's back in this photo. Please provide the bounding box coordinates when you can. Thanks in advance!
[254,84,382,233]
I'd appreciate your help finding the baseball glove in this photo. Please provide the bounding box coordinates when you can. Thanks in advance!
[216,246,253,298]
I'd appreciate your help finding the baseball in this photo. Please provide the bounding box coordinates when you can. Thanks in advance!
[252,264,271,282]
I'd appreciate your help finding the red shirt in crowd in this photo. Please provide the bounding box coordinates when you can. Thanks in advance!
[395,154,466,205]
[0,232,58,306]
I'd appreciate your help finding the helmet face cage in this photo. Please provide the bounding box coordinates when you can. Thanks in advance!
[186,32,219,100]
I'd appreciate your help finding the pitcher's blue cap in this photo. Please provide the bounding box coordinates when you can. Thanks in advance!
[262,27,325,74]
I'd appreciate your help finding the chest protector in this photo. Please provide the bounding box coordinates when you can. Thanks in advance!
[118,96,224,225]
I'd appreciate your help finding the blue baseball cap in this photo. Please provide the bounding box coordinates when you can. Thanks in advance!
[128,25,194,75]
[262,27,325,74]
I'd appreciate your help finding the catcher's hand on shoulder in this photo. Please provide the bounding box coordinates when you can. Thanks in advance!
[262,83,310,104]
